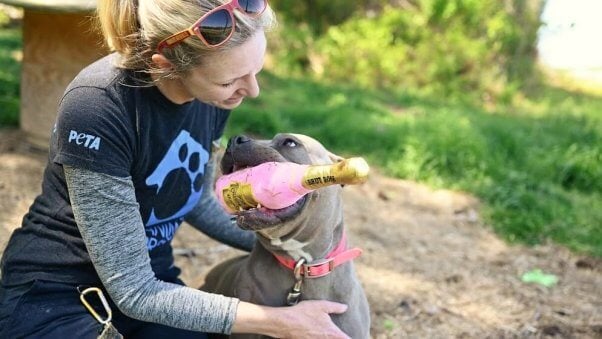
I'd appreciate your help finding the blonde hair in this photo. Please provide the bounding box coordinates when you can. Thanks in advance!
[96,0,275,77]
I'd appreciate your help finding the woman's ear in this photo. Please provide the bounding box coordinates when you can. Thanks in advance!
[151,53,174,71]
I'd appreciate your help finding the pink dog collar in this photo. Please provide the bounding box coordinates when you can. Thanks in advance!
[272,233,362,278]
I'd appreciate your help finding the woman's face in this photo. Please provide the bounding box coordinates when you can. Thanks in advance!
[179,32,267,110]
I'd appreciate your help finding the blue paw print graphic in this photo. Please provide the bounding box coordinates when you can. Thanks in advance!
[145,130,209,226]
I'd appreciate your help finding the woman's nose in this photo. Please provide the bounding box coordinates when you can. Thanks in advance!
[241,74,260,98]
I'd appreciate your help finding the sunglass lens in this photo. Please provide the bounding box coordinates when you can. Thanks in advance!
[238,0,266,14]
[199,9,233,46]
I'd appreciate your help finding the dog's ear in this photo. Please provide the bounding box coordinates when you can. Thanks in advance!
[290,133,343,165]
[326,150,347,188]
[328,151,344,164]
[312,148,343,165]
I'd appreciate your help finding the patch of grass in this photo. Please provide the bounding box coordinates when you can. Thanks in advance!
[0,27,21,126]
[382,318,396,332]
[231,72,602,257]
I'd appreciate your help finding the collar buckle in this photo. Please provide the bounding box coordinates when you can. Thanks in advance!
[302,258,335,278]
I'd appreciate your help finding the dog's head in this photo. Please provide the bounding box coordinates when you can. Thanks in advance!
[219,133,344,233]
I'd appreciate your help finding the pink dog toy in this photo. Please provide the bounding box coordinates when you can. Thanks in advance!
[215,157,369,213]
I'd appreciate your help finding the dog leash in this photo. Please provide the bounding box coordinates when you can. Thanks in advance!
[273,233,363,305]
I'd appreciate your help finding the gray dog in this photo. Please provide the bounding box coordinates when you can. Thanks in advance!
[202,133,370,338]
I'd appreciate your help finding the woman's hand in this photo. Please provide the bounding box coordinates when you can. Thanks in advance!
[232,300,350,338]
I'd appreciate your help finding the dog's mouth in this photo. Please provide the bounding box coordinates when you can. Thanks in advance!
[234,194,308,231]
[221,162,309,231]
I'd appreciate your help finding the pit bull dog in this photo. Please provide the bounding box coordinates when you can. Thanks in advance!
[202,133,370,338]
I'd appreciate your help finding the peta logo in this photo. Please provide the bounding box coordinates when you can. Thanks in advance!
[68,130,101,150]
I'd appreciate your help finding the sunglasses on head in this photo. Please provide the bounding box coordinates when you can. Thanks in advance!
[156,0,267,53]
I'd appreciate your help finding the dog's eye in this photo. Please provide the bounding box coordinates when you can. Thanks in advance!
[282,138,298,148]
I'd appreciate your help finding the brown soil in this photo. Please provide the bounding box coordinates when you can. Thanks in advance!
[1,128,600,338]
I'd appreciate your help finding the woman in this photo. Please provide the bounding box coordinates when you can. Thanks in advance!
[0,0,350,338]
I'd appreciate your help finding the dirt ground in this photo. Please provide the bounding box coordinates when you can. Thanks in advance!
[1,128,600,338]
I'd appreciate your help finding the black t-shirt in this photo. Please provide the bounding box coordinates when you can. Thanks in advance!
[1,54,230,286]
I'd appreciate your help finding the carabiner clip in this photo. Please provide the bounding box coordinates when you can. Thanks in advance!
[286,258,306,306]
[79,287,113,325]
[293,258,306,281]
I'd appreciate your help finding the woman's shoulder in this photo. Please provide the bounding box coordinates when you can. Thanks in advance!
[68,53,125,90]
[60,53,142,111]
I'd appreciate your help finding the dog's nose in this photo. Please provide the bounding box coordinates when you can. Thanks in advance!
[227,135,251,148]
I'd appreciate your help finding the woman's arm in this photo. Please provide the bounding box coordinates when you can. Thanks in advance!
[65,165,349,338]
[64,165,238,333]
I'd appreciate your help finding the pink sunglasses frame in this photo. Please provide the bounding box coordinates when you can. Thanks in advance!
[156,0,268,53]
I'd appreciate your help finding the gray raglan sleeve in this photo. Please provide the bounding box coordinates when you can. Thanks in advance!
[185,152,255,252]
[64,165,239,334]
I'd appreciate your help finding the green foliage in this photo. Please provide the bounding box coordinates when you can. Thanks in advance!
[269,0,393,35]
[231,72,602,257]
[270,0,544,105]
[0,28,21,126]
[265,19,315,77]
[0,9,9,27]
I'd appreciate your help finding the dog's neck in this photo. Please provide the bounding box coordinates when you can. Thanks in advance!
[256,218,345,263]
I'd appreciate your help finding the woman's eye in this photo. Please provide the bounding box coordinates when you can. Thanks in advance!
[220,82,235,88]
[283,139,297,147]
